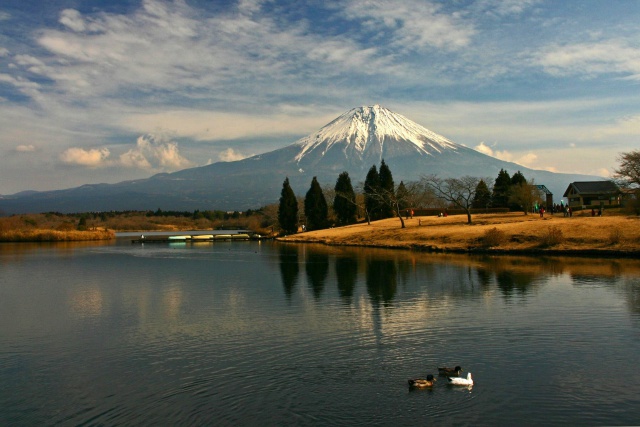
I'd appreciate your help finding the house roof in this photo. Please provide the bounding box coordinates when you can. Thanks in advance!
[563,181,620,197]
[536,184,552,195]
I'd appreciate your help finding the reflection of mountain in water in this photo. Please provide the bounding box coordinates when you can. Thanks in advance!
[335,256,358,304]
[306,252,329,300]
[278,245,299,300]
[366,259,397,306]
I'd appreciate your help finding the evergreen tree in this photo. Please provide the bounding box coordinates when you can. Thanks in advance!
[472,179,492,209]
[511,171,527,186]
[364,165,381,220]
[491,169,512,208]
[471,179,491,209]
[333,171,357,226]
[304,176,328,231]
[378,159,395,219]
[509,171,528,210]
[278,177,298,234]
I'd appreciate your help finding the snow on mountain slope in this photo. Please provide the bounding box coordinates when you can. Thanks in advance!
[293,104,458,163]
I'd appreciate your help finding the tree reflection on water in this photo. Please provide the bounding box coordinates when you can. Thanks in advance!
[278,244,299,300]
[335,256,358,304]
[306,252,329,300]
[366,258,397,306]
[275,244,640,313]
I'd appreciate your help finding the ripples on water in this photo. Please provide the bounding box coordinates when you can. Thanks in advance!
[1,241,640,425]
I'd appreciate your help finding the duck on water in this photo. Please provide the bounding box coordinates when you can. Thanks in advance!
[408,374,436,388]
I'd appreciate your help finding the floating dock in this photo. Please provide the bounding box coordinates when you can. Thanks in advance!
[132,232,259,243]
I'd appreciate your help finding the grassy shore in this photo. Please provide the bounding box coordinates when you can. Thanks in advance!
[279,212,640,256]
[0,229,115,242]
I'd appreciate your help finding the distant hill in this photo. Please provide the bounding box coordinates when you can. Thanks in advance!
[0,105,601,214]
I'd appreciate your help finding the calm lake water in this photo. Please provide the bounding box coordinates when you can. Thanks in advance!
[1,240,639,426]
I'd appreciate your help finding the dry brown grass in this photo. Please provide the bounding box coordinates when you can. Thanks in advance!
[0,229,114,242]
[280,212,640,254]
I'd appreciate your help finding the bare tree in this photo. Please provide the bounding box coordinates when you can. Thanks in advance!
[614,149,640,214]
[349,181,422,228]
[614,149,640,188]
[420,175,484,224]
[509,179,544,215]
[371,181,424,228]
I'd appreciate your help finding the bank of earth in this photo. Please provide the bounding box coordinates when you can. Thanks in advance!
[278,212,640,257]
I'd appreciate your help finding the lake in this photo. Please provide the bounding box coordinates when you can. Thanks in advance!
[1,240,639,426]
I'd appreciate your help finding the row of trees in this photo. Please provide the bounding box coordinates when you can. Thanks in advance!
[278,163,548,233]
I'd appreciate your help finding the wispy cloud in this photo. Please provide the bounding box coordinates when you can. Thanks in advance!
[341,0,475,51]
[474,141,541,170]
[535,39,640,80]
[472,0,544,17]
[15,144,36,152]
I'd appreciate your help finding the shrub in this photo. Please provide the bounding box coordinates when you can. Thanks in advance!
[56,222,76,231]
[482,227,507,247]
[608,227,623,245]
[540,226,564,247]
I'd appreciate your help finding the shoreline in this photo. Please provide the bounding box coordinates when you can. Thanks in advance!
[278,212,640,258]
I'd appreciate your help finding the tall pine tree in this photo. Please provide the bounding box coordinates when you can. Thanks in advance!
[333,171,357,225]
[304,176,328,231]
[378,159,395,219]
[509,171,528,210]
[364,165,380,220]
[472,179,491,209]
[491,169,512,209]
[278,177,298,234]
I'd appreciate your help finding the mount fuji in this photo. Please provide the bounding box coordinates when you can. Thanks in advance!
[0,105,600,214]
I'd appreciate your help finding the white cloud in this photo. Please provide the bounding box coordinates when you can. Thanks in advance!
[474,141,494,156]
[474,141,541,169]
[60,147,111,167]
[119,134,194,171]
[218,148,249,162]
[59,9,87,32]
[57,134,193,171]
[15,144,36,152]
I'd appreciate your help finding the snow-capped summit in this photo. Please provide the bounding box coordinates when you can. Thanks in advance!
[293,105,458,165]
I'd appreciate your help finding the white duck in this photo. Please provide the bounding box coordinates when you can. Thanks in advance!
[447,373,473,386]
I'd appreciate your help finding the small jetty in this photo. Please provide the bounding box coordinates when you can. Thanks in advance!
[132,232,263,243]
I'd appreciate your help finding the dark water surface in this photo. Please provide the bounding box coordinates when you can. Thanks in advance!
[1,241,639,426]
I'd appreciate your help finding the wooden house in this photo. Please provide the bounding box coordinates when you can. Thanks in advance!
[563,181,621,208]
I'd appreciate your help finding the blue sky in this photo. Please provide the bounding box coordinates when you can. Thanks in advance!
[1,0,639,194]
